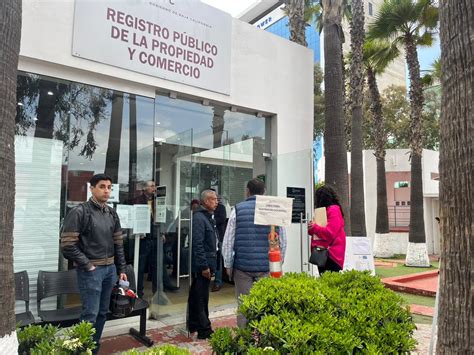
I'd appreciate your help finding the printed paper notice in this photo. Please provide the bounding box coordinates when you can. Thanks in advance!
[254,195,293,227]
[155,197,166,223]
[116,205,133,229]
[133,204,150,234]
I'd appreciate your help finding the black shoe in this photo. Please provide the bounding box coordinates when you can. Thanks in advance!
[197,329,214,339]
[164,285,179,292]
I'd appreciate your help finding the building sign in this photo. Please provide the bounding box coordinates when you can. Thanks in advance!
[72,0,232,94]
[254,6,285,30]
[286,187,305,223]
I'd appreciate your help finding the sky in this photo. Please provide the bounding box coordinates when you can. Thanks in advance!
[202,0,440,72]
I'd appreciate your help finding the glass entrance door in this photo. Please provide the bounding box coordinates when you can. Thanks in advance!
[149,129,194,320]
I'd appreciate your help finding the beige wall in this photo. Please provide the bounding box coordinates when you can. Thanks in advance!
[341,0,406,91]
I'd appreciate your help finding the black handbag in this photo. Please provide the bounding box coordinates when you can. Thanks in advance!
[309,246,329,267]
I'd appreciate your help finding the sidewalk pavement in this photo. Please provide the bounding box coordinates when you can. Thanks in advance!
[99,311,434,354]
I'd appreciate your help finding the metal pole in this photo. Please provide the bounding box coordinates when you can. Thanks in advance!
[133,234,141,287]
[300,212,304,272]
[189,212,193,287]
[177,210,181,287]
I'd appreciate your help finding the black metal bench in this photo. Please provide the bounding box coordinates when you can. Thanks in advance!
[36,265,153,347]
[15,271,36,327]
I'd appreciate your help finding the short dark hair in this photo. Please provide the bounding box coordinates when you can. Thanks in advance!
[247,178,265,196]
[89,173,112,187]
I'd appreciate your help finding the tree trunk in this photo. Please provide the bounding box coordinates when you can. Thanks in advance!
[437,0,473,352]
[405,37,425,243]
[367,68,389,234]
[322,0,350,234]
[349,0,366,236]
[211,107,225,149]
[285,0,307,46]
[104,93,124,182]
[0,0,21,351]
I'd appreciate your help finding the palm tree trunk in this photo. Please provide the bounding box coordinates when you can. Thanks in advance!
[367,68,389,234]
[285,0,307,46]
[367,67,391,257]
[404,37,429,266]
[437,0,473,352]
[0,0,21,350]
[104,93,124,182]
[349,0,366,236]
[322,0,350,234]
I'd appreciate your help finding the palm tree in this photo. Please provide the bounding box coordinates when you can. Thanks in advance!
[322,0,350,233]
[368,0,438,266]
[0,0,21,350]
[349,0,366,236]
[437,0,473,352]
[283,0,310,46]
[363,40,400,257]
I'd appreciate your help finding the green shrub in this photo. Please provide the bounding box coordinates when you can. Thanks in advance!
[123,344,190,354]
[17,321,96,354]
[210,271,417,354]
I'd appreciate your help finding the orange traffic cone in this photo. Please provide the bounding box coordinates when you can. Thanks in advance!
[268,225,282,278]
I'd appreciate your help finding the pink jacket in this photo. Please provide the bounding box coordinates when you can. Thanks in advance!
[308,205,346,268]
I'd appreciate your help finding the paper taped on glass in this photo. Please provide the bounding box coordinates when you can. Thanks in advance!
[313,207,327,226]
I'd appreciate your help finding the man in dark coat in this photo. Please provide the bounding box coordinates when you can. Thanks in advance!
[186,189,218,339]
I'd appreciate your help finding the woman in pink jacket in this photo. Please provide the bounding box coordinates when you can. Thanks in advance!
[307,185,346,274]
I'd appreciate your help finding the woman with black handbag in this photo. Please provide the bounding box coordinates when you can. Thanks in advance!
[308,185,346,274]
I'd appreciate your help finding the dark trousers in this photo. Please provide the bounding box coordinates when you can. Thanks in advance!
[187,273,212,334]
[137,238,157,297]
[318,257,342,274]
[76,264,117,355]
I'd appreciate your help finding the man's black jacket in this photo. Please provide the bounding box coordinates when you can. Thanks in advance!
[191,207,217,273]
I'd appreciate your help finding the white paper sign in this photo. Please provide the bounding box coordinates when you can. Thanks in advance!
[116,204,133,229]
[72,0,232,94]
[254,196,293,227]
[343,237,376,275]
[86,183,120,203]
[133,204,151,234]
[155,197,167,223]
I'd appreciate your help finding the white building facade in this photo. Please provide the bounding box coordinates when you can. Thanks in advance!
[14,0,313,326]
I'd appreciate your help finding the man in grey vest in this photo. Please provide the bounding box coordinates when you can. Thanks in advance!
[222,178,287,328]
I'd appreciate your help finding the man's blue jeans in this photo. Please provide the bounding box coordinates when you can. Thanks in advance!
[76,264,117,354]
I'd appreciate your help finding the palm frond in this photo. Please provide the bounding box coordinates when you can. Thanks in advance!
[363,39,400,75]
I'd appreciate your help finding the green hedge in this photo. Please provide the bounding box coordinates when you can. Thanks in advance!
[17,321,96,354]
[210,271,416,354]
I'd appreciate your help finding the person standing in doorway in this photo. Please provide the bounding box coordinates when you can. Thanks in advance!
[211,194,227,292]
[61,174,127,354]
[222,178,287,328]
[187,190,218,339]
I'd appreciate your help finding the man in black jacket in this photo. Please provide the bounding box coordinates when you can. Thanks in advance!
[61,174,127,354]
[186,189,218,339]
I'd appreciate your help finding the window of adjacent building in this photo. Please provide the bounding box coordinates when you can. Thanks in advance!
[368,2,373,16]
[394,181,410,188]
